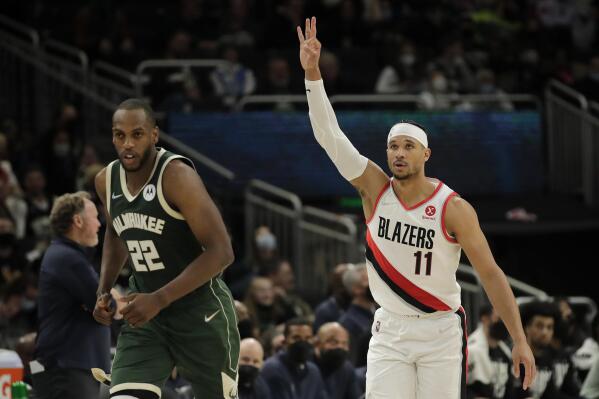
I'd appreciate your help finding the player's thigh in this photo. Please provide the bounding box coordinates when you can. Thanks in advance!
[110,322,174,397]
[169,290,240,398]
[416,313,467,399]
[366,332,417,399]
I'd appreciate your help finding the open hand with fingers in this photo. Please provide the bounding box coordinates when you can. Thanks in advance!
[297,16,321,71]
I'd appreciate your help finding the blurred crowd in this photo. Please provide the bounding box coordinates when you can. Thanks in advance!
[3,0,599,111]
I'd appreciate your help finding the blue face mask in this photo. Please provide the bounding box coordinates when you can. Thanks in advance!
[255,233,276,251]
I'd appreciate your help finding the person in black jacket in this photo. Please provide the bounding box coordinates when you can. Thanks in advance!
[238,338,271,399]
[513,301,582,399]
[314,322,361,399]
[32,191,110,399]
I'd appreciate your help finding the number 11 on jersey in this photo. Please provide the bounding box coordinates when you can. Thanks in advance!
[414,251,432,275]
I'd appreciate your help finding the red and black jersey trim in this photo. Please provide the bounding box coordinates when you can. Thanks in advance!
[456,306,468,398]
[365,230,452,313]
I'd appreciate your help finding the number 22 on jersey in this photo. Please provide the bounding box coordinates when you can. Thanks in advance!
[127,240,165,271]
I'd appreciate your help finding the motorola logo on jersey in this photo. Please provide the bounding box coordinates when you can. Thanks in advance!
[377,216,434,249]
[143,184,156,201]
[423,205,437,220]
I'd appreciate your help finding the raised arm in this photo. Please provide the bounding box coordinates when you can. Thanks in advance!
[93,167,130,325]
[444,197,536,390]
[298,17,388,219]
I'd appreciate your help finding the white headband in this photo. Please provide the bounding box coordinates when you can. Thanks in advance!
[387,123,428,148]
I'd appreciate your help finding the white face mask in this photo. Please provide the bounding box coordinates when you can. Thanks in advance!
[255,233,277,251]
[432,76,447,92]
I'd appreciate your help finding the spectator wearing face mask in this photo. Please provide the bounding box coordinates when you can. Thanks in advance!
[338,263,377,366]
[467,305,514,399]
[224,225,278,300]
[375,41,423,94]
[261,318,329,399]
[238,338,271,399]
[314,322,361,399]
[417,69,454,110]
[250,226,279,276]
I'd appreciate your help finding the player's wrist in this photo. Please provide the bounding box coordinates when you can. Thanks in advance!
[305,67,321,81]
[153,289,171,309]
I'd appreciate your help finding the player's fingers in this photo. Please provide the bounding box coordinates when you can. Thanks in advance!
[523,360,533,390]
[120,293,137,303]
[93,310,112,325]
[297,26,305,43]
[512,358,520,378]
[311,16,317,38]
[305,18,310,38]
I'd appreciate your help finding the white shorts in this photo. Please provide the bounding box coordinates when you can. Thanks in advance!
[366,307,468,399]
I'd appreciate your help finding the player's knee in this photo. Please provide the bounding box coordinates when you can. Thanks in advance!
[110,382,161,399]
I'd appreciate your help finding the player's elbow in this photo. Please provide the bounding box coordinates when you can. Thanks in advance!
[218,243,235,270]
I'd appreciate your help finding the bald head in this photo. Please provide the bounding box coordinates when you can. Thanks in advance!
[239,338,265,369]
[316,322,349,353]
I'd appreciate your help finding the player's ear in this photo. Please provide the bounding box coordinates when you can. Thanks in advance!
[424,147,431,161]
[152,125,159,144]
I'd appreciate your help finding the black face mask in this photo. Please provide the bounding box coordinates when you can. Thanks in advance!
[287,340,313,365]
[319,348,348,372]
[238,365,259,391]
[238,319,254,339]
[489,320,509,341]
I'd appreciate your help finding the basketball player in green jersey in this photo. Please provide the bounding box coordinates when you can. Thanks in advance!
[92,99,240,399]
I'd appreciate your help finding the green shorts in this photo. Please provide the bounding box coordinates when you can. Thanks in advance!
[110,280,240,398]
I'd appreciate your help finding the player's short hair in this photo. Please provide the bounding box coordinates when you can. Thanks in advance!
[284,317,312,337]
[520,301,559,328]
[49,191,90,237]
[115,98,156,127]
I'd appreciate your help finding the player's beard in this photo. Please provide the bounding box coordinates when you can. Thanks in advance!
[122,146,152,172]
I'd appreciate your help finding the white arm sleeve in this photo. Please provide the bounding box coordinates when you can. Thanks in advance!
[305,79,368,181]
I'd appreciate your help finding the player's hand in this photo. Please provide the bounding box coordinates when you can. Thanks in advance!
[297,17,321,71]
[93,292,115,326]
[512,340,536,390]
[119,293,166,328]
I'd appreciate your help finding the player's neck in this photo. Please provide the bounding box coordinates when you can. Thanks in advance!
[125,150,157,193]
[392,174,435,207]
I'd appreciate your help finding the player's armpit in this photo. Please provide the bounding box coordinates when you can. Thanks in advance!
[351,160,389,221]
[443,197,497,276]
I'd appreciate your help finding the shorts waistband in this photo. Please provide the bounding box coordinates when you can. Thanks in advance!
[377,306,456,320]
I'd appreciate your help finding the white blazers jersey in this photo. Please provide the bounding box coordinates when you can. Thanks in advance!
[365,178,462,316]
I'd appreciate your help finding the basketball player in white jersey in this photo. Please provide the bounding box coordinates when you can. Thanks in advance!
[297,17,536,399]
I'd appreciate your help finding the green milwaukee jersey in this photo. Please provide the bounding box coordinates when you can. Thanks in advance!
[105,148,209,305]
